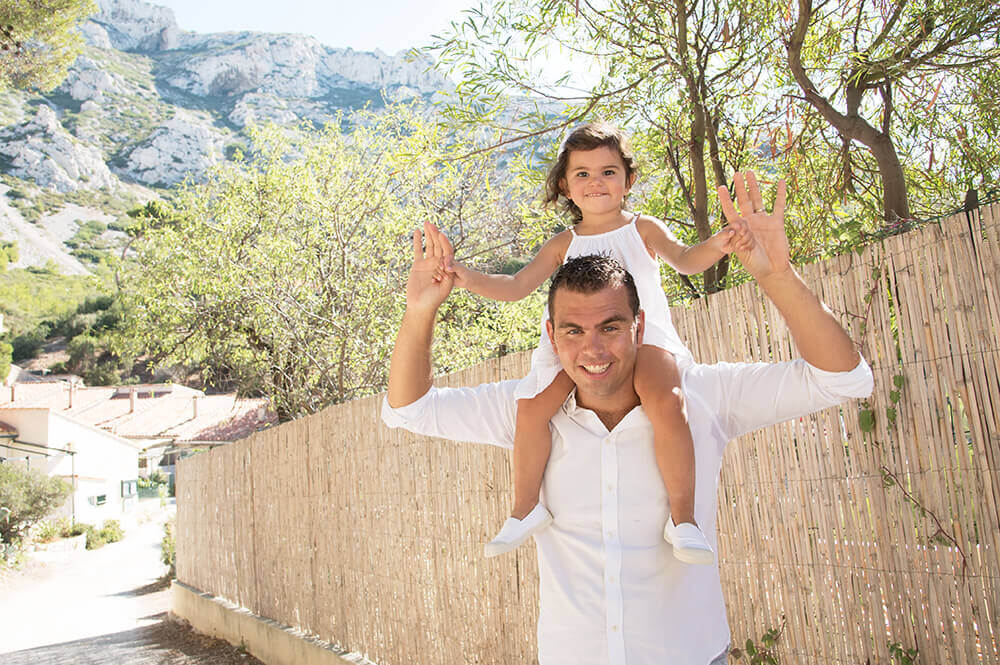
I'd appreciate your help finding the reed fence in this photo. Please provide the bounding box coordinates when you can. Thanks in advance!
[177,204,1000,665]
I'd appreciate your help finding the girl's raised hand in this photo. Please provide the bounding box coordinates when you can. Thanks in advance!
[406,222,454,313]
[427,222,471,288]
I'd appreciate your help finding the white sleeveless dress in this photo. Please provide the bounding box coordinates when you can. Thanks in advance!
[513,213,693,400]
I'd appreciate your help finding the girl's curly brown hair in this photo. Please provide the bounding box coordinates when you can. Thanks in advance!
[544,122,638,223]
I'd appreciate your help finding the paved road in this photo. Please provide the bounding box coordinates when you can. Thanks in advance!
[0,502,262,664]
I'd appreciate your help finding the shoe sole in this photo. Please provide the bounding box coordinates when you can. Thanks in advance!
[663,526,716,565]
[483,514,554,558]
[670,546,715,565]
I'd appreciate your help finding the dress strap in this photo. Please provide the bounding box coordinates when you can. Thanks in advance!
[629,211,640,226]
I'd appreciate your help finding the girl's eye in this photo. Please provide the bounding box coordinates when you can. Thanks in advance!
[575,171,588,178]
[603,169,616,176]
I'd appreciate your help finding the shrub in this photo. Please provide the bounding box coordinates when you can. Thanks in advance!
[62,521,90,537]
[0,464,73,548]
[161,518,175,577]
[148,469,168,486]
[100,519,124,543]
[34,517,71,543]
[85,525,106,550]
[81,520,125,550]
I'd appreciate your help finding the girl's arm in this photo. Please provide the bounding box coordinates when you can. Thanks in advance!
[636,216,745,275]
[435,225,571,302]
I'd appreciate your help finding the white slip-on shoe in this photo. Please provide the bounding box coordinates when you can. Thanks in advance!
[484,504,554,558]
[663,518,715,565]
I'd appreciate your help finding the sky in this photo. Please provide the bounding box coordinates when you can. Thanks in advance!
[150,0,478,54]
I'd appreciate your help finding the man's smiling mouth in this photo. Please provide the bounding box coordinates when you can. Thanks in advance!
[581,362,611,374]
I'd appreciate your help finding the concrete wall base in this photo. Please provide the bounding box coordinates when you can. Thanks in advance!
[171,580,369,665]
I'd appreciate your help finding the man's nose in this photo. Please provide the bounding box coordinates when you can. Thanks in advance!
[581,332,605,355]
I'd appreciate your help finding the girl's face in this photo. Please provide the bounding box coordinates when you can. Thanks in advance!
[560,145,635,219]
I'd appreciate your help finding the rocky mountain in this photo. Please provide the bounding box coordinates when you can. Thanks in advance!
[0,0,452,272]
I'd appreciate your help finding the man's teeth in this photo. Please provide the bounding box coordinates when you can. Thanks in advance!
[582,363,611,374]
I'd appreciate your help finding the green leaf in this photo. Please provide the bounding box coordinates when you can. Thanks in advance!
[893,374,905,389]
[746,639,757,656]
[859,408,876,433]
[889,389,901,403]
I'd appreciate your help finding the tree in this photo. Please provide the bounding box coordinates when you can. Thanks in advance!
[432,0,790,295]
[785,0,1000,222]
[0,0,97,92]
[0,340,11,382]
[431,0,1000,282]
[117,106,543,420]
[0,464,72,548]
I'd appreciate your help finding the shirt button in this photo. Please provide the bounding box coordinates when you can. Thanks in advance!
[604,437,612,445]
[606,484,614,491]
[611,625,619,632]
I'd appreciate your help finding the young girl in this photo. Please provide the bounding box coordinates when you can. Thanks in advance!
[437,122,745,564]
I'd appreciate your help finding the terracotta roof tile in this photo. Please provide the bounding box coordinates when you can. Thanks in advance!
[0,381,274,443]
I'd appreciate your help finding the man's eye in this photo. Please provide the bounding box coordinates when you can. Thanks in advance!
[603,326,619,332]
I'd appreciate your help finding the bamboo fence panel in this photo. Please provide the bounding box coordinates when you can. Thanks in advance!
[177,205,1000,665]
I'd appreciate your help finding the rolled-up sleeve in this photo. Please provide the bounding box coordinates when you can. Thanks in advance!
[381,380,519,449]
[687,357,874,442]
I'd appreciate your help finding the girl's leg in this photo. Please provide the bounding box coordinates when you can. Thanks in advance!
[485,370,574,558]
[634,345,696,525]
[511,370,575,518]
[634,345,713,564]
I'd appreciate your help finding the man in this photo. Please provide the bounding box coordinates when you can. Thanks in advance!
[382,173,873,665]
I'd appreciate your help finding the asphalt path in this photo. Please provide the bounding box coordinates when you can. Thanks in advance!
[0,501,263,664]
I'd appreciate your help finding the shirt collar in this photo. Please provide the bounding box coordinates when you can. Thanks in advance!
[561,388,647,433]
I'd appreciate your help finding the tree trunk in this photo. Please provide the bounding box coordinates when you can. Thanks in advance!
[787,0,912,223]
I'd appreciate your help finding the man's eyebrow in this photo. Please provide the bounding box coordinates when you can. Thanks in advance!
[556,314,629,329]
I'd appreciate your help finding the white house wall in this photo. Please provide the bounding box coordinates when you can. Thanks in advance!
[0,408,141,525]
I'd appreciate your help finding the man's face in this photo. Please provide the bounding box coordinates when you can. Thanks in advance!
[546,284,644,409]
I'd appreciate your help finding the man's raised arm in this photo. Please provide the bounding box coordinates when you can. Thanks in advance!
[719,172,860,372]
[386,222,454,408]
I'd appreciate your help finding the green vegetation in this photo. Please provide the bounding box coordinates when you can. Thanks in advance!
[0,464,73,560]
[0,240,18,270]
[161,517,176,577]
[0,266,108,340]
[430,0,1000,293]
[0,0,97,92]
[117,105,543,420]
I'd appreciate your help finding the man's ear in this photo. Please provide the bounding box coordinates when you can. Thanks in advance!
[546,319,557,350]
[635,309,645,346]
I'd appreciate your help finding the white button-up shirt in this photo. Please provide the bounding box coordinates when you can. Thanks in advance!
[382,358,873,665]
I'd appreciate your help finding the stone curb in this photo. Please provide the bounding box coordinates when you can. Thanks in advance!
[170,580,372,665]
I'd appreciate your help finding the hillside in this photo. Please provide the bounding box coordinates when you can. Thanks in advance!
[0,0,452,272]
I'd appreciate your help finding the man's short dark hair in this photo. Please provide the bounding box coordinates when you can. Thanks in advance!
[548,254,640,320]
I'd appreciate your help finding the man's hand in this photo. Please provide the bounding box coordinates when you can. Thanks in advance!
[406,222,454,316]
[387,222,453,408]
[717,172,789,282]
[719,171,860,371]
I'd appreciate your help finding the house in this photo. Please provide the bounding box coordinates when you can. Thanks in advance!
[0,367,276,522]
[0,409,142,524]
